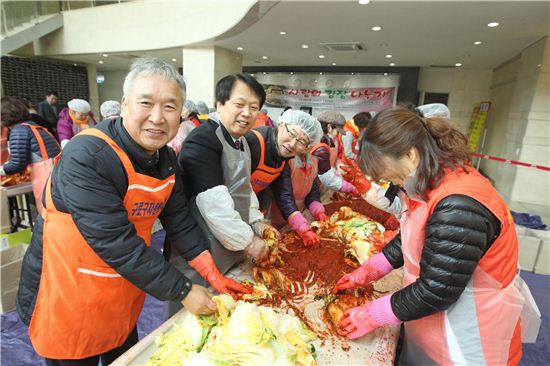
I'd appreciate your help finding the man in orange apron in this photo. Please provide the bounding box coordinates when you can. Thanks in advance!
[334,106,524,365]
[16,57,239,366]
[245,109,322,213]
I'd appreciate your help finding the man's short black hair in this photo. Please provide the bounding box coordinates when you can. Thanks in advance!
[215,74,266,108]
[46,91,58,97]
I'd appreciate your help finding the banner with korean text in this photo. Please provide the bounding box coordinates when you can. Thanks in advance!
[263,84,396,113]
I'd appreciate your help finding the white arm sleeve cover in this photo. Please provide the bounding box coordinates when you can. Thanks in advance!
[248,187,265,224]
[196,185,253,251]
[341,131,355,159]
[318,167,344,191]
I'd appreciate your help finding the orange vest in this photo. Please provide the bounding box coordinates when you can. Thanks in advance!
[270,155,318,227]
[310,142,337,168]
[253,111,270,128]
[28,129,175,359]
[21,123,60,212]
[250,130,286,193]
[400,168,523,366]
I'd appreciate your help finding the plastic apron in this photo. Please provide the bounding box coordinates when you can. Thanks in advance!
[28,129,175,359]
[21,123,60,213]
[250,130,286,193]
[270,155,318,228]
[398,169,525,366]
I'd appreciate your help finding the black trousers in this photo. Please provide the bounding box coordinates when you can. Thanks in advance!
[45,326,138,366]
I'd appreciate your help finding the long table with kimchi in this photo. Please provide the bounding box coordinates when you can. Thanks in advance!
[112,197,404,366]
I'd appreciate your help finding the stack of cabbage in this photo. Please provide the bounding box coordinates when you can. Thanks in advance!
[144,294,317,366]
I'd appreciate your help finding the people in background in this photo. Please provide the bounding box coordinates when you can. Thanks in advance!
[245,109,321,211]
[271,145,325,247]
[253,108,274,128]
[0,97,60,211]
[21,96,58,139]
[334,105,524,366]
[167,99,202,155]
[352,111,372,139]
[37,91,59,132]
[17,57,218,366]
[57,98,97,148]
[99,100,121,120]
[196,100,210,120]
[311,110,358,195]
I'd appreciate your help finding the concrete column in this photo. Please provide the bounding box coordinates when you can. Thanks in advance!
[182,46,242,109]
[86,64,100,118]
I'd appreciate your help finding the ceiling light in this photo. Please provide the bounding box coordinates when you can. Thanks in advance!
[455,63,463,67]
[314,80,318,83]
[487,22,499,27]
[319,72,323,75]
[250,73,255,76]
[301,44,309,49]
[358,0,370,4]
[332,62,337,66]
[73,63,77,66]
[102,53,108,57]
[473,41,483,45]
[262,56,268,59]
[351,72,355,75]
[263,72,267,75]
[384,73,388,76]
[279,31,287,35]
[290,72,294,75]
[98,60,104,64]
[385,54,392,58]
[389,63,395,66]
[318,55,325,59]
[237,46,244,51]
[171,58,177,62]
[372,26,382,31]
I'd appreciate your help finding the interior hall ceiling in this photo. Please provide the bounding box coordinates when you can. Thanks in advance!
[20,1,550,72]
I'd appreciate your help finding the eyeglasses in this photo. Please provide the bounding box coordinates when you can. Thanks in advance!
[284,124,309,149]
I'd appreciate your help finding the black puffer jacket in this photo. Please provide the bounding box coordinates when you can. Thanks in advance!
[17,118,208,325]
[382,194,501,321]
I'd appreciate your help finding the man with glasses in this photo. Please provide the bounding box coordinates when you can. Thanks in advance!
[171,74,278,317]
[245,109,322,213]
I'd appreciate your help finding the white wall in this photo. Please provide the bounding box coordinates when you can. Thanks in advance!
[97,70,127,108]
[417,67,493,130]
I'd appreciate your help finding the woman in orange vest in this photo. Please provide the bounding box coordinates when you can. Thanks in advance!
[246,109,322,211]
[0,97,60,212]
[334,106,525,365]
[16,57,248,366]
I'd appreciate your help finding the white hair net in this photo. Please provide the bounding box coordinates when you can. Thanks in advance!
[278,109,323,145]
[100,100,121,119]
[316,110,346,126]
[196,101,209,114]
[68,99,91,114]
[184,99,197,113]
[417,103,451,118]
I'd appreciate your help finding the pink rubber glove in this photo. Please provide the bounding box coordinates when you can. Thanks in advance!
[333,252,393,293]
[308,201,327,221]
[340,180,359,195]
[288,212,320,247]
[339,295,401,339]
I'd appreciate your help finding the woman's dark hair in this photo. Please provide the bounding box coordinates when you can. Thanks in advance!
[1,96,31,127]
[353,111,372,129]
[215,74,266,108]
[359,105,471,199]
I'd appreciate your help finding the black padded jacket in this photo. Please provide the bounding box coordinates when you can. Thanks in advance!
[382,194,501,321]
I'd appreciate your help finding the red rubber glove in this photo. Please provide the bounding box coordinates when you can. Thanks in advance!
[333,252,393,293]
[299,229,321,247]
[339,295,401,339]
[316,213,329,222]
[308,201,328,222]
[188,251,252,299]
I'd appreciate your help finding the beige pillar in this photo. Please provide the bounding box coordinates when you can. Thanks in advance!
[86,64,100,118]
[182,46,242,109]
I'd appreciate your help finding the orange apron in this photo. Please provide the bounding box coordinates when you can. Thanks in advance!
[21,123,60,212]
[250,130,286,193]
[399,169,524,366]
[270,155,318,227]
[28,129,175,359]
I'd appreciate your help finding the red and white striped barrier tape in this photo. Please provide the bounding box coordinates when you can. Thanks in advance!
[472,153,550,172]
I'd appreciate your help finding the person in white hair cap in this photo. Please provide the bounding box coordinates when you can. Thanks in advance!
[57,98,97,147]
[416,103,451,118]
[99,100,121,120]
